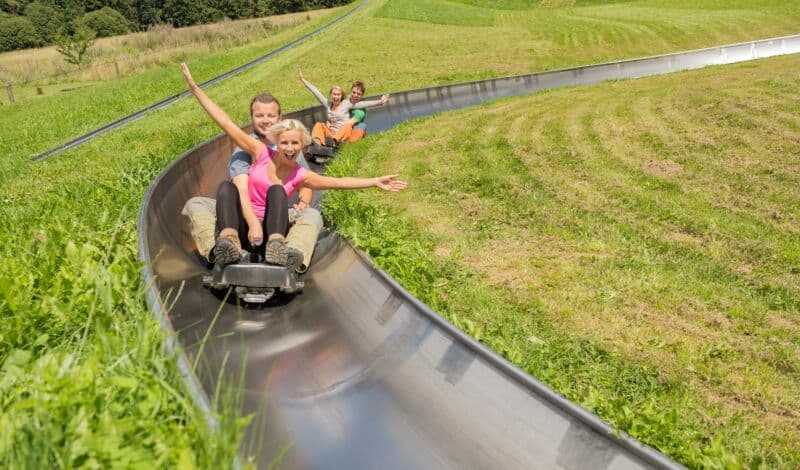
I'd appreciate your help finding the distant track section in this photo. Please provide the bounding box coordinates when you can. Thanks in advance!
[140,34,800,468]
[31,1,366,162]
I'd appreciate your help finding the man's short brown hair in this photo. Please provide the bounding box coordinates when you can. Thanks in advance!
[350,81,365,94]
[250,93,281,115]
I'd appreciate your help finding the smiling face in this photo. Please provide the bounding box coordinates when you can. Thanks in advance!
[330,86,344,105]
[350,81,365,104]
[276,129,304,165]
[251,101,281,139]
[349,86,363,104]
[255,101,281,138]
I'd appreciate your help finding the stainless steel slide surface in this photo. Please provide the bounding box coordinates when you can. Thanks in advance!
[139,35,800,469]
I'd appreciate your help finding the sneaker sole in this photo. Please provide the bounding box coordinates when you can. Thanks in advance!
[286,248,303,271]
[213,238,240,266]
[265,241,288,266]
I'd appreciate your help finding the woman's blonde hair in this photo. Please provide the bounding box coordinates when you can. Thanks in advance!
[267,119,312,147]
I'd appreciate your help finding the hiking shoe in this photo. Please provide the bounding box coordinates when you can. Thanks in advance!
[239,249,255,263]
[286,247,303,272]
[212,237,240,266]
[264,238,288,266]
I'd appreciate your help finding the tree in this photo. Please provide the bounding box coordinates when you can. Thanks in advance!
[209,0,249,20]
[108,0,136,28]
[24,1,63,43]
[197,4,224,23]
[55,23,94,66]
[161,0,201,27]
[135,0,161,30]
[83,6,129,37]
[247,0,267,19]
[81,0,137,28]
[0,0,23,14]
[0,16,43,51]
[265,0,306,15]
[43,0,83,22]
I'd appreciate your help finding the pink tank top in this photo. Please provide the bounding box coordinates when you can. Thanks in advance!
[248,146,307,220]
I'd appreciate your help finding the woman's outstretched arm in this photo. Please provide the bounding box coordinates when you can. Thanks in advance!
[298,70,329,107]
[303,171,407,192]
[181,63,263,159]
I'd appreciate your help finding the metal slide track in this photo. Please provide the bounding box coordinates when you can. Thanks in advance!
[139,35,800,469]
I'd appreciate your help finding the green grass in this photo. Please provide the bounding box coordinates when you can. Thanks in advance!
[447,0,542,9]
[4,0,800,163]
[323,53,800,467]
[449,0,637,9]
[0,11,333,89]
[376,0,493,26]
[2,0,800,465]
[0,5,353,160]
[0,144,256,466]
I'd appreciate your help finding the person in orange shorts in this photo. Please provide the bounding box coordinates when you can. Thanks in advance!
[299,70,389,147]
[343,80,376,143]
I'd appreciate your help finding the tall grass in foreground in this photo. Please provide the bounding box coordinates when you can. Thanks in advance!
[0,151,252,466]
[323,54,800,467]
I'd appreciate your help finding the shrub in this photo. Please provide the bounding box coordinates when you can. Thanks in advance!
[197,5,225,24]
[162,0,201,27]
[55,23,95,66]
[24,1,63,43]
[136,0,162,29]
[0,0,21,15]
[0,16,43,52]
[83,6,130,38]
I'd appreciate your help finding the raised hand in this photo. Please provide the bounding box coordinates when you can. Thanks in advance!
[181,62,196,88]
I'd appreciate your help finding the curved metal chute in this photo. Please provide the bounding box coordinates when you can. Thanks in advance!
[139,35,800,469]
[138,143,677,468]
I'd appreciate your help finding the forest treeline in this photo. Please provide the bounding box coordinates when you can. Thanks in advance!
[0,0,350,52]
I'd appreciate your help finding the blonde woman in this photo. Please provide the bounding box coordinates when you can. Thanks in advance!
[182,63,406,267]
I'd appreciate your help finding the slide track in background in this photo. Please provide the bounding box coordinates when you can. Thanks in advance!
[31,1,366,162]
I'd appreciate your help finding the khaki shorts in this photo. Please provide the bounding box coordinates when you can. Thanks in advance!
[182,196,323,272]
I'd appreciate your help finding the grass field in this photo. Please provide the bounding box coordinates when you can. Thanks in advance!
[1,0,799,466]
[0,10,333,88]
[0,5,353,161]
[4,0,800,163]
[324,53,800,467]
